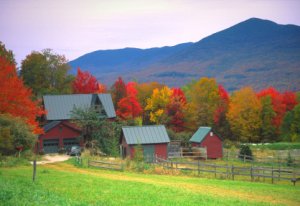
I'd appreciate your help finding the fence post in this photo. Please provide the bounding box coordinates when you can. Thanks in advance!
[88,159,89,167]
[278,164,281,181]
[271,166,274,184]
[250,165,253,182]
[32,160,36,182]
[198,159,200,176]
[214,163,217,178]
[226,164,229,179]
[231,165,234,180]
[227,151,229,162]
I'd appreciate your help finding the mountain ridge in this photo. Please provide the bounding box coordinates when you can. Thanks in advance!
[69,18,300,91]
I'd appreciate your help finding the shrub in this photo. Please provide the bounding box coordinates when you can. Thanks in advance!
[286,152,294,167]
[0,114,36,156]
[133,143,144,172]
[238,145,253,160]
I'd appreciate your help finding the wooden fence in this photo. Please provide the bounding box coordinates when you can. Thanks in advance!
[169,147,207,159]
[154,156,300,186]
[88,159,123,171]
[223,152,300,167]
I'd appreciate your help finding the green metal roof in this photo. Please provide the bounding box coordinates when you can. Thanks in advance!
[122,125,170,145]
[189,127,212,143]
[43,94,116,120]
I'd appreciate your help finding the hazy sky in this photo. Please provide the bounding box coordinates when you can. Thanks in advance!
[1,0,300,66]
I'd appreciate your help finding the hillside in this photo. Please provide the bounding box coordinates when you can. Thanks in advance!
[69,18,300,91]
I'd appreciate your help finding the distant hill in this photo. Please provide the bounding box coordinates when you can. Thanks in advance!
[69,18,300,91]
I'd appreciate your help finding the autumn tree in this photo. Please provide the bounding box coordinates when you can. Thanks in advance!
[72,68,106,94]
[213,85,232,139]
[227,87,262,142]
[257,88,298,136]
[145,86,172,124]
[260,96,276,141]
[0,41,16,65]
[20,49,74,97]
[166,88,187,132]
[116,82,143,120]
[0,56,45,134]
[282,91,298,111]
[281,104,300,142]
[188,78,220,129]
[111,77,127,110]
[135,82,164,124]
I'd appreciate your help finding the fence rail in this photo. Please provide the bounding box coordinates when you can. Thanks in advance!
[88,159,123,171]
[154,156,300,186]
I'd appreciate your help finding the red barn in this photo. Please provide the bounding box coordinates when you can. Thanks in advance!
[189,127,223,159]
[39,121,82,153]
[39,94,116,154]
[120,125,170,162]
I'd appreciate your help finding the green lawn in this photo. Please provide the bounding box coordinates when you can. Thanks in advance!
[1,162,300,206]
[248,142,300,150]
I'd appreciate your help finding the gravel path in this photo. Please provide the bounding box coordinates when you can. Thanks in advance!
[32,154,71,165]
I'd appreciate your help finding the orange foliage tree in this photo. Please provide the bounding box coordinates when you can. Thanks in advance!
[0,57,45,134]
[72,68,106,94]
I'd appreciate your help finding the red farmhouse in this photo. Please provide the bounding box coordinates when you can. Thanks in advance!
[39,94,116,153]
[120,125,170,161]
[189,127,223,159]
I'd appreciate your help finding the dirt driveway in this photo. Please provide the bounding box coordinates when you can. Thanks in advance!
[32,154,71,165]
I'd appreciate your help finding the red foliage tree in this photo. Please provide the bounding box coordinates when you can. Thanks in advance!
[257,87,286,128]
[116,82,142,120]
[111,77,127,109]
[0,57,45,134]
[167,88,187,132]
[72,68,106,94]
[214,85,229,124]
[282,91,298,111]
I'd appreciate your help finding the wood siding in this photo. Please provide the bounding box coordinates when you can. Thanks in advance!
[120,136,168,160]
[200,133,222,159]
[155,143,168,159]
[39,121,82,152]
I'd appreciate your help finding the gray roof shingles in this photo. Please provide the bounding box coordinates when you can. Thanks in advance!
[43,94,116,120]
[43,121,61,132]
[98,94,116,118]
[122,125,170,145]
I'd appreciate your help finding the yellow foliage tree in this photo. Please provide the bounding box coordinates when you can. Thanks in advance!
[145,86,172,124]
[227,87,262,142]
[188,77,220,129]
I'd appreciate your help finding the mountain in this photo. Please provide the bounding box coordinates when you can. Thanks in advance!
[69,18,300,91]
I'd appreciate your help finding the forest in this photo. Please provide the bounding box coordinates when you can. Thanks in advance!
[1,42,300,155]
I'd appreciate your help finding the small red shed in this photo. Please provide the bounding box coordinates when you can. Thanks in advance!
[120,125,170,161]
[189,127,223,159]
[38,121,82,153]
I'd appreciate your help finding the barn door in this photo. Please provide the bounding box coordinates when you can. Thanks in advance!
[143,145,155,162]
[43,139,59,154]
[63,138,79,151]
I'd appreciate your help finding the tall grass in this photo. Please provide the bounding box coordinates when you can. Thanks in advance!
[1,164,299,206]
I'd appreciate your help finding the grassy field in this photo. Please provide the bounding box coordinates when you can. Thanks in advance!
[248,142,300,150]
[1,161,300,206]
